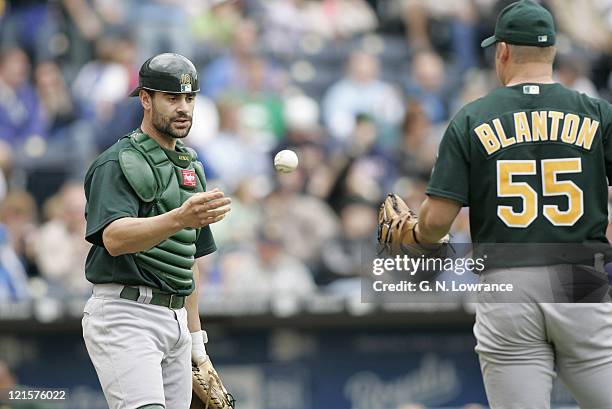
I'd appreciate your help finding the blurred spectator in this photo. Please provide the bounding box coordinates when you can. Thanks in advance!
[32,61,95,176]
[0,48,45,146]
[210,179,265,247]
[282,94,323,145]
[0,0,61,61]
[35,62,78,132]
[555,54,600,98]
[0,224,30,302]
[260,0,378,53]
[222,227,315,299]
[319,201,377,284]
[33,182,91,296]
[182,95,220,150]
[322,51,403,141]
[199,99,270,193]
[223,57,287,150]
[71,35,137,125]
[88,0,128,27]
[548,0,612,54]
[393,101,439,182]
[62,0,105,43]
[277,94,334,198]
[398,0,480,71]
[260,0,311,54]
[254,227,315,297]
[405,49,455,124]
[326,115,393,210]
[341,151,389,204]
[203,20,282,100]
[307,0,378,40]
[297,141,335,199]
[127,0,192,62]
[453,69,493,110]
[0,190,38,277]
[71,34,139,151]
[191,0,243,48]
[264,170,340,268]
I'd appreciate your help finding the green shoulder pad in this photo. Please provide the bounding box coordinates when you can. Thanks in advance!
[118,147,157,202]
[193,160,206,191]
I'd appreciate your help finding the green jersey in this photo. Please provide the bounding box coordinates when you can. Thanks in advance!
[84,136,217,296]
[427,83,612,244]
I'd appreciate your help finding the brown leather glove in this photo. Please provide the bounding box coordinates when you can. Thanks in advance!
[191,359,235,409]
[377,193,449,256]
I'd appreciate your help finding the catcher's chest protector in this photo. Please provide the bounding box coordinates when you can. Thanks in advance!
[119,131,206,290]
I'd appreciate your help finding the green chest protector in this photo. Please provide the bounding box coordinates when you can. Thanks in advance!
[118,131,206,291]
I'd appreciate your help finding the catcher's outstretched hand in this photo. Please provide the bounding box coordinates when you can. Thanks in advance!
[192,359,235,409]
[377,193,449,256]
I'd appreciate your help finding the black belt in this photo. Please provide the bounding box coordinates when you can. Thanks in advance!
[119,286,185,309]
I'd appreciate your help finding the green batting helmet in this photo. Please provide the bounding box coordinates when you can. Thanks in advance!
[129,53,200,97]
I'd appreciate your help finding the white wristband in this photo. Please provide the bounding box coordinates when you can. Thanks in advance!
[191,330,209,364]
[192,330,208,344]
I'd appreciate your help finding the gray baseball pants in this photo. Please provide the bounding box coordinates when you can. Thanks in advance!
[474,265,612,409]
[82,284,192,409]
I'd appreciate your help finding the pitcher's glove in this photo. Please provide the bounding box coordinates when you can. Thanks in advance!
[192,359,235,409]
[377,193,449,256]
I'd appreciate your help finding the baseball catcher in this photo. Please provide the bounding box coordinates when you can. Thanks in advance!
[82,52,234,409]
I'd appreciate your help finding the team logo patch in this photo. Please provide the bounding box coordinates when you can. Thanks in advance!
[181,169,197,187]
[180,73,192,93]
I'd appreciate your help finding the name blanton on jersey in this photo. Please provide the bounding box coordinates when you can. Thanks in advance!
[475,111,600,155]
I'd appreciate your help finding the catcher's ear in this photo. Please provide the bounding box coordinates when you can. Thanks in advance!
[140,90,153,110]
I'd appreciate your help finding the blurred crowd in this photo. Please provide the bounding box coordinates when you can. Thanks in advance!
[0,0,610,303]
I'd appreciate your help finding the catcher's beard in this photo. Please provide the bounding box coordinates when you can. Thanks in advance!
[151,103,192,140]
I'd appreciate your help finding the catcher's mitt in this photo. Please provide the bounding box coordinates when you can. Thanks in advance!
[192,359,235,409]
[377,193,449,256]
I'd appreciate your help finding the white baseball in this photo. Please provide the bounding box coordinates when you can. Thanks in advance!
[274,150,299,173]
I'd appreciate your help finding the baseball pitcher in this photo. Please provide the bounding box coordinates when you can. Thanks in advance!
[379,1,612,407]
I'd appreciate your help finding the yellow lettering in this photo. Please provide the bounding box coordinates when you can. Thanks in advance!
[475,123,501,155]
[493,118,516,148]
[560,113,580,144]
[548,111,564,141]
[531,111,548,141]
[576,117,599,150]
[514,112,532,143]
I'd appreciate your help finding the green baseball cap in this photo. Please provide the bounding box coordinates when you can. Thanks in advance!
[481,0,556,48]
